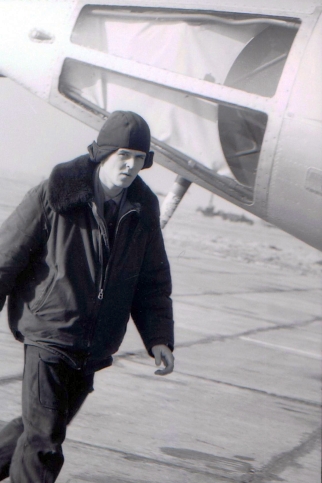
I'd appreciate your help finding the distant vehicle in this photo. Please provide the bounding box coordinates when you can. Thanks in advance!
[1,0,321,249]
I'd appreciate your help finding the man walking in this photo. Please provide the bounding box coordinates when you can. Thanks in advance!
[0,111,174,482]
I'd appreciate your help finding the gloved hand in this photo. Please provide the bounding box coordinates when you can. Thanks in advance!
[151,344,174,376]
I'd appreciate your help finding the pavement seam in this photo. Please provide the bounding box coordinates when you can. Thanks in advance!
[116,356,321,408]
[173,287,321,296]
[248,427,321,482]
[170,370,321,408]
[172,316,321,348]
[64,438,244,482]
[116,316,320,360]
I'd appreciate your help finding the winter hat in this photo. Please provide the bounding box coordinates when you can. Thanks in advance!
[88,111,154,169]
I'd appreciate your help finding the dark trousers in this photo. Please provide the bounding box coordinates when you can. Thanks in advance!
[0,345,94,483]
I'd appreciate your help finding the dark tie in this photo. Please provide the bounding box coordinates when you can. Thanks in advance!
[103,200,118,249]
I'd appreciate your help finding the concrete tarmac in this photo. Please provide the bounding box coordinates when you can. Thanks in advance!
[0,209,321,482]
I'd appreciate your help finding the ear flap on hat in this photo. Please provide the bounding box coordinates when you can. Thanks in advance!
[143,151,154,169]
[87,141,119,164]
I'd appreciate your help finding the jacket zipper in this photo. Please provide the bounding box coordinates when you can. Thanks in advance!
[87,204,138,348]
[91,202,109,301]
[96,208,137,301]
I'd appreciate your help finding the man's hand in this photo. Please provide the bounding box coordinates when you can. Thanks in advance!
[151,344,174,376]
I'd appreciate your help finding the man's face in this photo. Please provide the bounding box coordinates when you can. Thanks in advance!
[99,148,146,190]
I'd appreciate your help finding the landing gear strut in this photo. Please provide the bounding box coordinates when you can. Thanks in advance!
[160,175,191,228]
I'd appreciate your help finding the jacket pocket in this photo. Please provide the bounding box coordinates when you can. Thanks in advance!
[30,268,58,313]
[38,350,68,412]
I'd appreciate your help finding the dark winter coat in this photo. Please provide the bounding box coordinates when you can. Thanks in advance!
[0,155,174,373]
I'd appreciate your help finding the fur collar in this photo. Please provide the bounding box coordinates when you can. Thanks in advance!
[48,155,159,227]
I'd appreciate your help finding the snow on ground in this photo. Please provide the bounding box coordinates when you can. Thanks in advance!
[163,203,322,277]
